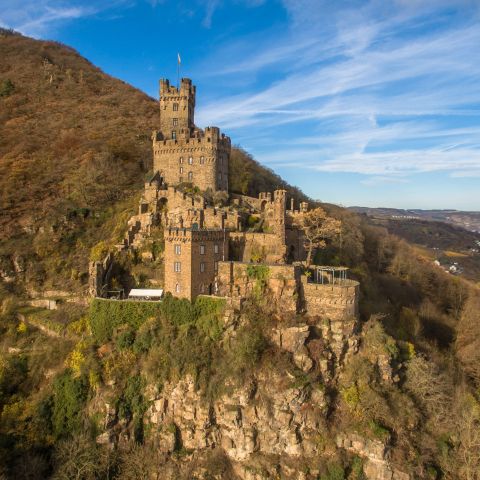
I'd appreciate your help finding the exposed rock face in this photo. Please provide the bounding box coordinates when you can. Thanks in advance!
[271,325,313,372]
[336,433,410,480]
[143,370,328,465]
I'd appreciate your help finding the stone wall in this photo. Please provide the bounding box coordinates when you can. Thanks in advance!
[217,261,300,312]
[301,278,359,321]
[229,232,287,264]
[153,129,230,192]
[88,252,115,297]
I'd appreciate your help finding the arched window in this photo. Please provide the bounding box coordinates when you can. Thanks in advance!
[188,156,193,165]
[172,130,176,140]
[180,167,183,174]
[188,171,193,181]
[179,157,183,164]
[200,156,205,165]
[175,283,180,293]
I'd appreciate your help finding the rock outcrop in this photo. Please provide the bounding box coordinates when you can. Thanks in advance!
[336,433,410,480]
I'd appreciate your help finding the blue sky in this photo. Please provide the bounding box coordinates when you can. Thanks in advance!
[1,0,480,210]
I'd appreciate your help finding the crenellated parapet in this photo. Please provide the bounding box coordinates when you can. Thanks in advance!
[165,227,226,243]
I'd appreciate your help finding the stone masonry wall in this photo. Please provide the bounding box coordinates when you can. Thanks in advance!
[301,278,359,321]
[153,128,230,192]
[217,261,300,312]
[229,232,287,264]
[164,228,228,300]
[88,252,115,297]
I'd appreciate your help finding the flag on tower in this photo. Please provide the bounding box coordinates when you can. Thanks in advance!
[178,53,181,64]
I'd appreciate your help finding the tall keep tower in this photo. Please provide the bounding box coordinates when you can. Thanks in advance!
[152,77,230,192]
[159,78,195,140]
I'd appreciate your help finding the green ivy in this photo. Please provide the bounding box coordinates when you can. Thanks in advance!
[117,374,148,442]
[246,264,270,299]
[89,298,162,343]
[51,370,89,438]
[89,295,226,344]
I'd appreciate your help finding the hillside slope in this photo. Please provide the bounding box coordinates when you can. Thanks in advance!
[0,29,305,294]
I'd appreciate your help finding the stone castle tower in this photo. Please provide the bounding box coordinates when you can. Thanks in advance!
[152,78,230,192]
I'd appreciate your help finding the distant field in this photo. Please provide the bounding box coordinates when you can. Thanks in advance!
[444,250,469,258]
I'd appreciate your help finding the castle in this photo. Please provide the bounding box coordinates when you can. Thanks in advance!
[89,77,359,347]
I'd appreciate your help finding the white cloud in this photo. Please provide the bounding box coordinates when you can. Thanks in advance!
[193,0,480,183]
[0,0,128,36]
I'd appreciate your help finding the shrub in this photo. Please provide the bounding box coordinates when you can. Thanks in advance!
[349,456,365,479]
[369,420,390,440]
[116,328,135,349]
[89,240,110,262]
[16,320,27,334]
[319,462,345,480]
[117,374,148,442]
[51,370,88,438]
[65,341,88,376]
[194,296,226,341]
[0,79,14,97]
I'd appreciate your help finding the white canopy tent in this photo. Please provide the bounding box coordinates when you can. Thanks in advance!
[128,288,164,301]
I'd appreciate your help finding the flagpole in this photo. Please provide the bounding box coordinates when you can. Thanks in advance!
[177,53,181,89]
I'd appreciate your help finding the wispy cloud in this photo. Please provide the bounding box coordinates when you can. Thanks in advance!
[194,0,480,185]
[0,0,129,36]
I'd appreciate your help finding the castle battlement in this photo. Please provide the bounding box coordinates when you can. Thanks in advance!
[165,227,226,243]
[160,77,196,97]
[153,131,231,149]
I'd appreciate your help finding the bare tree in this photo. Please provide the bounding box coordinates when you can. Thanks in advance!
[52,434,100,480]
[117,443,166,480]
[404,355,453,427]
[294,207,341,266]
[440,392,480,480]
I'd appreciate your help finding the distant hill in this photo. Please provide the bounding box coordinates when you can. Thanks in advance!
[0,29,306,293]
[350,207,480,281]
[350,206,480,233]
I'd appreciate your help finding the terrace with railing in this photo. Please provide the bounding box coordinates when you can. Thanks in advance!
[304,266,358,286]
